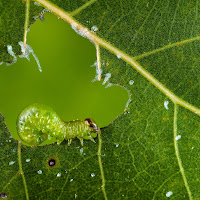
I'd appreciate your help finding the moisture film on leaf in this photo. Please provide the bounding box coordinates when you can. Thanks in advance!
[1,0,200,199]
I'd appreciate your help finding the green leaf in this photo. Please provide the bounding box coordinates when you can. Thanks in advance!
[1,0,200,199]
[0,0,44,63]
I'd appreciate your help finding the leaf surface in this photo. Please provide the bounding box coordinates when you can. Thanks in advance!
[1,0,200,199]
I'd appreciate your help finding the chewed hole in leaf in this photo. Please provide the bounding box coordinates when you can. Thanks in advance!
[1,13,129,141]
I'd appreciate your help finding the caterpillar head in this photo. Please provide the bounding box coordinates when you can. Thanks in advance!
[84,118,99,132]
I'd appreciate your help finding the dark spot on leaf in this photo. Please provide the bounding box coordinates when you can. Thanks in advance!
[0,192,7,199]
[48,158,56,168]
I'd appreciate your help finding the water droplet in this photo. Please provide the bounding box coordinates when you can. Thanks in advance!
[129,80,134,85]
[9,161,15,165]
[114,143,119,147]
[57,172,61,177]
[175,135,181,141]
[117,54,121,59]
[70,178,74,182]
[37,170,42,174]
[90,173,95,177]
[91,25,98,32]
[166,191,173,197]
[164,100,169,110]
[26,159,31,162]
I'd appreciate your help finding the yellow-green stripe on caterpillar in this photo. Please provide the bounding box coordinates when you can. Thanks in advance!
[16,103,99,146]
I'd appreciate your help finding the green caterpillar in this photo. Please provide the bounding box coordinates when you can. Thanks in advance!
[16,103,99,146]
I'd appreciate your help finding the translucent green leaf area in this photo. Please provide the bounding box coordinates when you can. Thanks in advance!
[1,0,200,199]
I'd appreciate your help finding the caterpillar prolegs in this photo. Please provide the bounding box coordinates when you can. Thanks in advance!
[16,103,100,146]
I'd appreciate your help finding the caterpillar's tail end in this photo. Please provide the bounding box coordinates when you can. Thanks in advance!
[79,138,84,146]
[89,136,96,143]
[68,139,72,146]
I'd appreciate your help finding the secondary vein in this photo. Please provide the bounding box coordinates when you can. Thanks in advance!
[18,141,29,200]
[174,104,192,200]
[98,131,108,200]
[23,0,30,53]
[70,0,98,16]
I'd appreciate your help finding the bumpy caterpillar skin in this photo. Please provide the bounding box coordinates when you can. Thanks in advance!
[16,103,100,146]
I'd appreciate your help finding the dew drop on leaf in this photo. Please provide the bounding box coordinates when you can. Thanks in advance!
[8,161,15,165]
[37,170,42,174]
[117,54,121,59]
[129,80,134,85]
[164,101,169,110]
[90,173,95,177]
[166,191,173,197]
[91,25,98,32]
[175,135,181,141]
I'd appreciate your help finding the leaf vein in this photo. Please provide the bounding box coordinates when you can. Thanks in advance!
[174,104,192,199]
[70,0,98,16]
[18,141,29,200]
